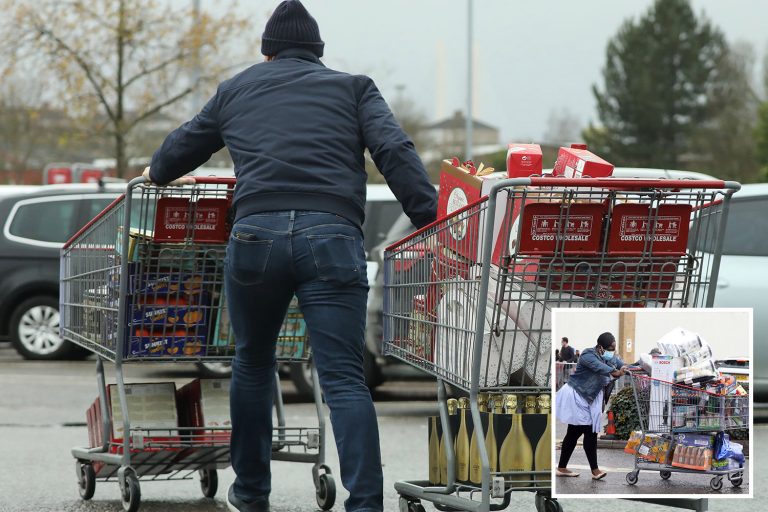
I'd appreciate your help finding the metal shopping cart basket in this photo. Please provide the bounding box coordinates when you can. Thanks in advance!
[624,372,748,491]
[382,175,739,512]
[61,177,335,512]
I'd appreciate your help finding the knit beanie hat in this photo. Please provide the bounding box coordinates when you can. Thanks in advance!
[261,0,324,58]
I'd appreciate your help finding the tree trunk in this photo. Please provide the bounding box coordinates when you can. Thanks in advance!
[115,131,127,179]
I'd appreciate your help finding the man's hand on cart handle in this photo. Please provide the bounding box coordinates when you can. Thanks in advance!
[142,167,195,186]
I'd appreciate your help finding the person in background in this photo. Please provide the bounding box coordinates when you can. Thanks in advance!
[573,349,581,364]
[555,349,561,362]
[560,337,575,363]
[556,332,627,480]
[144,1,437,510]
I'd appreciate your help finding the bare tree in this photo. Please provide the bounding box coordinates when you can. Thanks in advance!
[0,0,257,177]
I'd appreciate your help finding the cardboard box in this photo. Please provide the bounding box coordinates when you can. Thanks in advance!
[407,296,436,363]
[506,143,543,178]
[515,202,606,255]
[671,433,714,471]
[126,333,207,358]
[636,434,672,464]
[552,146,614,178]
[177,379,231,445]
[649,355,685,430]
[437,160,509,262]
[103,383,181,475]
[154,197,230,243]
[607,203,692,255]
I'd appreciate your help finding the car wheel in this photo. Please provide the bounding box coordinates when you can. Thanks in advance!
[196,362,233,378]
[10,296,80,360]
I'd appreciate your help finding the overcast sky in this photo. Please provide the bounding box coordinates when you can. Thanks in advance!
[184,0,768,144]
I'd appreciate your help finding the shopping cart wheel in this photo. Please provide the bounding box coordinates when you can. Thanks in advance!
[315,473,336,510]
[660,470,672,480]
[199,469,218,498]
[398,497,425,512]
[729,473,743,488]
[544,499,563,512]
[76,462,95,500]
[710,477,723,492]
[626,471,639,485]
[121,470,141,512]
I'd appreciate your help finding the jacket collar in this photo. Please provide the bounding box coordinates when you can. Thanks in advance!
[274,48,324,65]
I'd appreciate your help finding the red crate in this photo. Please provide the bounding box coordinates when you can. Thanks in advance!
[607,203,692,255]
[154,197,230,243]
[517,202,606,255]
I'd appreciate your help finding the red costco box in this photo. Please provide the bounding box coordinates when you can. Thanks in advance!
[607,203,692,255]
[506,143,543,178]
[154,197,230,243]
[552,145,614,178]
[515,202,606,255]
[437,160,509,262]
[177,379,231,445]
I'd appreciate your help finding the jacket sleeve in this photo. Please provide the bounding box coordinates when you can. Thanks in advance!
[356,77,437,229]
[579,350,616,376]
[149,93,225,185]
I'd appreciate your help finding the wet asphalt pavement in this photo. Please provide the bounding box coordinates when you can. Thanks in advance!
[0,343,763,511]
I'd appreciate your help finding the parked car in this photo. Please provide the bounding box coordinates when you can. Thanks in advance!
[702,183,768,400]
[0,182,125,359]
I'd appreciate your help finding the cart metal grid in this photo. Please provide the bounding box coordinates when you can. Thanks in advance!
[62,177,335,512]
[624,372,747,491]
[382,176,739,512]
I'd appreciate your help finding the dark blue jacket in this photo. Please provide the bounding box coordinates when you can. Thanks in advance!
[568,347,625,404]
[149,48,437,229]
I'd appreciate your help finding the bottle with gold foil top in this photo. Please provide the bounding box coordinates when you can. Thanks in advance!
[439,398,459,484]
[533,394,551,482]
[485,394,502,475]
[429,416,441,484]
[455,397,471,482]
[503,394,518,414]
[479,393,490,412]
[468,394,489,484]
[524,395,537,414]
[499,394,533,488]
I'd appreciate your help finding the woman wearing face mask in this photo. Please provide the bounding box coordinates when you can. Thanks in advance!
[555,332,627,480]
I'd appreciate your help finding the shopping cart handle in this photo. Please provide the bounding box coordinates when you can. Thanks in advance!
[522,177,739,191]
[189,176,237,185]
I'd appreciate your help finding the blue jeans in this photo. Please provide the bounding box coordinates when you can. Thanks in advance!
[225,210,383,512]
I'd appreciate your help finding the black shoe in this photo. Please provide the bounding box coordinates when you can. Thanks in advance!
[227,484,270,512]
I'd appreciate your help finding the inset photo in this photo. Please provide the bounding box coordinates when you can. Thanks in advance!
[552,308,752,498]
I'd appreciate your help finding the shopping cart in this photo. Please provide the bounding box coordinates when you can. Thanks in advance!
[625,372,748,491]
[61,177,335,512]
[383,176,739,512]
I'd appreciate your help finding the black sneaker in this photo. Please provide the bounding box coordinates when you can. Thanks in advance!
[227,484,270,512]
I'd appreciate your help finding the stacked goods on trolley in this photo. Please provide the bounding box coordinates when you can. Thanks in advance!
[624,327,748,490]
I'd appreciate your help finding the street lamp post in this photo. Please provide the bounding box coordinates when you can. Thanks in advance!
[465,0,474,161]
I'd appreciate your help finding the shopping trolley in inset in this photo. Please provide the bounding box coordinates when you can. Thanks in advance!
[383,176,739,512]
[625,372,748,491]
[61,177,335,512]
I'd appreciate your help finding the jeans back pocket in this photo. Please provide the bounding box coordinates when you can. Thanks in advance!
[307,234,362,286]
[227,231,273,286]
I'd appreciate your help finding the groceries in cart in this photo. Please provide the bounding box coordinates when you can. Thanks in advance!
[426,394,551,488]
[85,380,232,475]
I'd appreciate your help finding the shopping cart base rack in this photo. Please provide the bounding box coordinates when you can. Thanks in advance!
[61,177,336,512]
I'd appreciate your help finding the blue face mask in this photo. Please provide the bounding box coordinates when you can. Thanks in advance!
[603,351,614,361]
